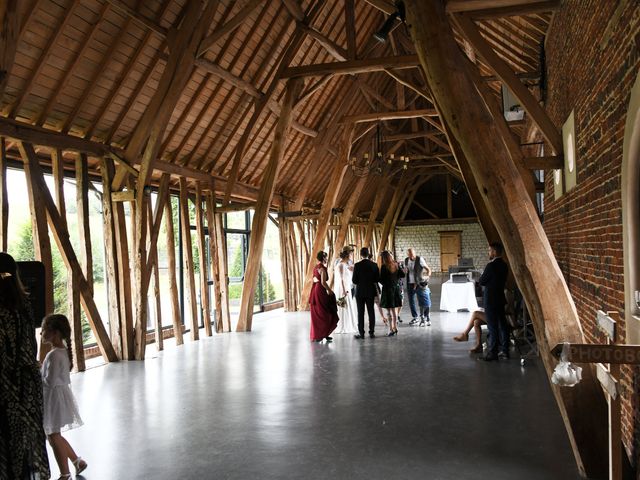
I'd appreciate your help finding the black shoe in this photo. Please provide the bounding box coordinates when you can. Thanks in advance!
[482,354,498,362]
[398,317,403,323]
[369,333,376,339]
[354,334,365,340]
[498,351,510,360]
[325,337,333,342]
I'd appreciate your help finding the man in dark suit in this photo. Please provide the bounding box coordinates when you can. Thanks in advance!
[478,242,509,361]
[352,247,380,339]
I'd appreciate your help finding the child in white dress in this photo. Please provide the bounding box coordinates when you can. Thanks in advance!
[41,314,88,479]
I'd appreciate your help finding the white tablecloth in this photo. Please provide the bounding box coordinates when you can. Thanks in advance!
[440,281,478,312]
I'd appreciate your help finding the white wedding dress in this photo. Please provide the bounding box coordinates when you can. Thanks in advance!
[333,261,358,334]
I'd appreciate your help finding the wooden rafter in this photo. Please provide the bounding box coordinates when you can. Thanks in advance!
[447,0,560,19]
[345,0,357,60]
[0,0,18,97]
[342,109,438,124]
[36,2,111,127]
[198,0,264,57]
[221,0,327,205]
[281,54,420,78]
[5,0,81,118]
[454,13,562,154]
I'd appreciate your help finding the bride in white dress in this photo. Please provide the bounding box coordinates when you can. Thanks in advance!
[333,250,358,334]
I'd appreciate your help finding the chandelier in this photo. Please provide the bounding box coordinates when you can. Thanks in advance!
[348,123,410,177]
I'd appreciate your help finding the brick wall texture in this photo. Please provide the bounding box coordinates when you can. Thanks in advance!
[543,0,639,468]
[394,223,489,272]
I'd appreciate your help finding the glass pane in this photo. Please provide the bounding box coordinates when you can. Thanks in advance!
[226,211,247,230]
[227,233,245,318]
[261,219,283,303]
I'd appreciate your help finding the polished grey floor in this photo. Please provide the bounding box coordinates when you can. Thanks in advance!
[50,281,580,480]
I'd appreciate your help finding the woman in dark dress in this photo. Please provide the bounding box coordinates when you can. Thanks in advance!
[309,251,339,342]
[379,250,403,336]
[0,252,50,479]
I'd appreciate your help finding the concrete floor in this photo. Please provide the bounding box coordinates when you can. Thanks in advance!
[51,279,580,480]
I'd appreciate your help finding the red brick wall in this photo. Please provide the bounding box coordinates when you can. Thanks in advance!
[543,0,640,468]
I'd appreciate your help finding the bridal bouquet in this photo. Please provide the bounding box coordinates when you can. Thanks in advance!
[336,295,347,308]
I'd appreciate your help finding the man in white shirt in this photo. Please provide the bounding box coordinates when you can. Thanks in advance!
[404,248,432,326]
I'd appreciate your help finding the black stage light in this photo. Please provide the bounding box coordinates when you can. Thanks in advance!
[373,2,406,43]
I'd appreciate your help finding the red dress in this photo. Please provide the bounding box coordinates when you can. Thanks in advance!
[309,263,339,341]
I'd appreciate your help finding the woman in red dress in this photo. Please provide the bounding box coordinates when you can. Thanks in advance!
[309,251,339,342]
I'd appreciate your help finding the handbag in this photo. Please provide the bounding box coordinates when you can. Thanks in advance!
[397,263,406,279]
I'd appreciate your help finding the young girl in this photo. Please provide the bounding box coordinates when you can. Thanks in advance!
[41,314,88,479]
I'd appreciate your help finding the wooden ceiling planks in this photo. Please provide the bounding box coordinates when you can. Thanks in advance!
[0,0,557,213]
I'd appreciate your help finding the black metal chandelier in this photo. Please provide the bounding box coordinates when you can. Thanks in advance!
[348,123,410,177]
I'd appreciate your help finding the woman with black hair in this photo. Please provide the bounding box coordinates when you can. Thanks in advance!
[379,250,403,336]
[0,252,50,480]
[309,251,339,342]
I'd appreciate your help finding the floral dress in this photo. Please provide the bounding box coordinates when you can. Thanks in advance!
[0,305,50,480]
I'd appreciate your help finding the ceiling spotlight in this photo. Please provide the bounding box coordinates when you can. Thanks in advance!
[373,13,398,43]
[373,2,405,43]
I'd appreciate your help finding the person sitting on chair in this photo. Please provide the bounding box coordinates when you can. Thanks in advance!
[453,309,486,353]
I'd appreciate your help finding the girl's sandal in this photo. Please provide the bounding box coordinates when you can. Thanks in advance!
[58,475,71,479]
[73,456,88,475]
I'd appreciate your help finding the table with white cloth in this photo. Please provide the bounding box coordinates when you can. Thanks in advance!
[439,280,479,312]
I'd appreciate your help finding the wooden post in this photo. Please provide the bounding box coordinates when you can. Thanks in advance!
[76,153,93,294]
[300,123,355,309]
[163,195,183,345]
[179,177,199,340]
[404,2,607,477]
[51,149,84,371]
[195,183,212,336]
[213,211,231,332]
[100,157,122,358]
[205,190,225,332]
[23,145,54,320]
[132,189,149,361]
[20,142,117,362]
[279,213,292,311]
[0,137,7,251]
[146,200,163,351]
[237,77,303,332]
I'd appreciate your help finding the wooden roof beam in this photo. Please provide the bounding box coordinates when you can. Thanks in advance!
[221,0,327,205]
[36,3,110,126]
[363,0,394,15]
[345,0,357,60]
[281,0,305,21]
[0,117,286,206]
[298,22,348,61]
[197,0,264,57]
[446,0,560,18]
[342,108,438,124]
[281,55,420,78]
[454,13,562,154]
[0,0,18,96]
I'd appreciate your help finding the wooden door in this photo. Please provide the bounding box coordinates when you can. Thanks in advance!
[439,231,461,272]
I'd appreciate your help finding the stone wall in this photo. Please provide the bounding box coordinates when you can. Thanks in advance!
[543,0,639,466]
[394,223,488,271]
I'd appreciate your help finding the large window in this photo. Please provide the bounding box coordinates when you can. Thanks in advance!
[224,210,283,321]
[5,167,108,347]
